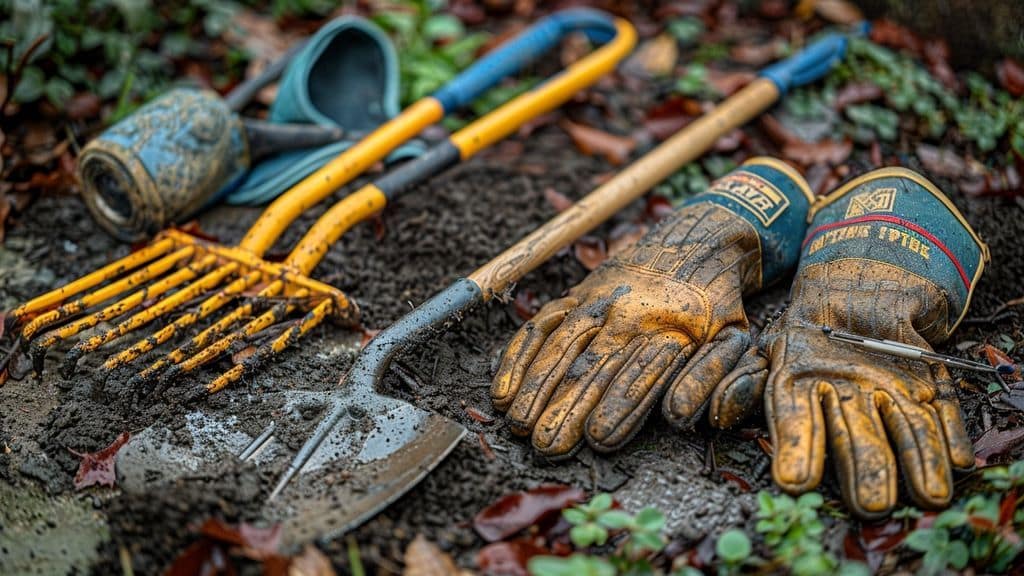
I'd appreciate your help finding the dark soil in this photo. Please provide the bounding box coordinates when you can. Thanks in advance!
[3,41,1024,576]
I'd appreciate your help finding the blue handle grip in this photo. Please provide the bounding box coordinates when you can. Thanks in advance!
[431,8,617,113]
[760,22,869,95]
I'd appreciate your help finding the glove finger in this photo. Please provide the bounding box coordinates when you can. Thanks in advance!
[530,333,644,457]
[586,332,691,451]
[931,365,974,470]
[821,382,898,519]
[661,325,751,429]
[492,297,577,411]
[877,391,954,509]
[505,289,627,435]
[708,345,768,429]
[767,343,827,495]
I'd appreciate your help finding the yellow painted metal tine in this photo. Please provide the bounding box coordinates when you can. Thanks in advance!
[31,253,217,370]
[69,263,240,359]
[9,237,177,323]
[20,246,196,341]
[129,280,285,386]
[104,270,263,370]
[163,287,308,382]
[208,298,333,393]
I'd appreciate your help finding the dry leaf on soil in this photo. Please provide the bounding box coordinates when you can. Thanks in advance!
[996,58,1024,97]
[573,236,608,271]
[627,33,678,77]
[477,538,551,576]
[473,485,585,542]
[560,120,636,166]
[974,426,1024,466]
[783,138,852,167]
[403,534,471,576]
[68,431,130,490]
[289,545,336,576]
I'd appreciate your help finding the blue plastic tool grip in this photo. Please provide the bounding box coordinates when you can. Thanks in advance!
[760,22,869,95]
[431,8,617,113]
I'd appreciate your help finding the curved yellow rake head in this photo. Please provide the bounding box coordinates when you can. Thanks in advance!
[5,229,357,392]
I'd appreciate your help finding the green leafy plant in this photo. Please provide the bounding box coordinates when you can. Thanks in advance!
[371,0,489,106]
[755,492,867,576]
[715,529,752,575]
[824,36,1024,157]
[0,0,247,115]
[528,493,666,576]
[904,461,1024,575]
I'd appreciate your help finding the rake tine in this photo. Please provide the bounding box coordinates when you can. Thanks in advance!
[8,237,178,325]
[104,270,265,370]
[127,280,287,388]
[208,298,332,393]
[19,246,197,341]
[157,287,306,385]
[68,263,241,362]
[34,254,219,376]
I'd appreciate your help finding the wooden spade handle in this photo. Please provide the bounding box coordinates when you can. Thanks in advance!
[468,78,781,297]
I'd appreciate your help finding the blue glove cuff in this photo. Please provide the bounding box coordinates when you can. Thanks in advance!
[803,167,989,331]
[685,157,814,286]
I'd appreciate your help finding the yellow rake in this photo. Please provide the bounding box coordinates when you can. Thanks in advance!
[2,10,635,395]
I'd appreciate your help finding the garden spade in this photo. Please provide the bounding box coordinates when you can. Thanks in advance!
[265,29,863,545]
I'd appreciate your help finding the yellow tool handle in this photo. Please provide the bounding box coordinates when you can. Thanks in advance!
[467,78,781,296]
[283,18,637,276]
[238,99,444,255]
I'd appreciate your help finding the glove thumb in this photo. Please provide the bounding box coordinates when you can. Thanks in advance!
[708,345,768,428]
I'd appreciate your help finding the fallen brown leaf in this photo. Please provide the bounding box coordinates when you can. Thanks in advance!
[573,236,607,271]
[833,82,883,111]
[997,58,1024,97]
[473,485,585,542]
[68,431,130,490]
[960,163,1023,198]
[641,96,701,141]
[607,222,649,258]
[289,544,336,576]
[232,345,257,365]
[403,534,468,576]
[513,289,541,320]
[731,40,783,66]
[869,19,923,56]
[465,406,494,424]
[801,0,864,24]
[916,144,968,179]
[560,120,636,165]
[543,187,574,212]
[627,33,678,77]
[65,92,102,121]
[477,431,496,460]
[974,426,1024,465]
[844,518,908,572]
[477,539,551,576]
[706,69,756,96]
[783,138,852,167]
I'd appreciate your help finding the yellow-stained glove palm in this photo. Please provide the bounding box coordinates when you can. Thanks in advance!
[711,167,990,519]
[491,158,813,457]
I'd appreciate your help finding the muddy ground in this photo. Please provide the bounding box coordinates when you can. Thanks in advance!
[2,94,1023,576]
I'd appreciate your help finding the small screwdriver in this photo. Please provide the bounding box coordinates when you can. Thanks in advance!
[823,326,1015,392]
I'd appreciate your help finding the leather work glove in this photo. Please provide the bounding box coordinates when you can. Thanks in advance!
[712,167,989,518]
[491,158,814,457]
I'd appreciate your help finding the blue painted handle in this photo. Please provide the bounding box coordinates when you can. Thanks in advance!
[760,22,869,95]
[431,8,617,113]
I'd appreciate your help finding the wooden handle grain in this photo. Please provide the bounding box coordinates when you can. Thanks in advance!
[467,78,781,298]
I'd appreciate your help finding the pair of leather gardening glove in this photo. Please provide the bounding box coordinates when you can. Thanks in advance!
[491,158,989,518]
